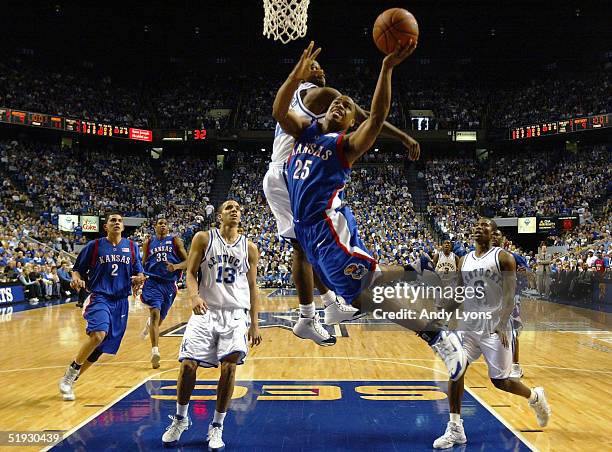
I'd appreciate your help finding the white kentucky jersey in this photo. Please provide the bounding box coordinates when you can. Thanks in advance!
[271,82,326,163]
[460,247,504,333]
[435,251,458,286]
[435,251,458,274]
[199,228,251,310]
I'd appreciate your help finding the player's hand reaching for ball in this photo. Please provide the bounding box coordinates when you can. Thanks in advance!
[248,324,262,347]
[382,38,418,68]
[191,294,208,315]
[290,41,322,82]
[401,133,421,161]
[166,262,176,272]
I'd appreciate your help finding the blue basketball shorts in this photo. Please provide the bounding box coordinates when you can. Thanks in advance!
[294,206,379,304]
[82,293,129,355]
[140,278,178,320]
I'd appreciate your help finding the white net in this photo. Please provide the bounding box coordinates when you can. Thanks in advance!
[263,0,310,44]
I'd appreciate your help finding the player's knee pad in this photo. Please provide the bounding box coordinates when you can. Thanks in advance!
[87,348,103,363]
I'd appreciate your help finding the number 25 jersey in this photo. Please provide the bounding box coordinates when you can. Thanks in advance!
[287,121,351,225]
[198,228,251,310]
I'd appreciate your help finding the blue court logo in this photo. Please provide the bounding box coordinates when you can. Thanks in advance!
[344,263,368,280]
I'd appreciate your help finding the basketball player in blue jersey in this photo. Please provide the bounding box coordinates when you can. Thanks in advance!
[58,213,145,401]
[265,54,420,347]
[140,218,188,368]
[433,218,550,449]
[273,41,468,381]
[491,229,528,378]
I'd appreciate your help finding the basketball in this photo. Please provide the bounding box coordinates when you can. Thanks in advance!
[373,8,419,54]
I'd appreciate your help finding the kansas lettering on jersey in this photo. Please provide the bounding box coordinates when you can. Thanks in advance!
[272,82,325,163]
[460,246,504,332]
[198,228,251,310]
[144,235,182,282]
[73,237,144,299]
[287,121,351,224]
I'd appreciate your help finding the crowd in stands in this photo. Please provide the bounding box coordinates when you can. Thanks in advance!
[490,70,611,128]
[0,209,76,304]
[2,58,608,130]
[0,133,608,303]
[427,146,610,233]
[1,140,216,219]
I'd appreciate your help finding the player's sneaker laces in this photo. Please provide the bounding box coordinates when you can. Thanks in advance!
[162,415,191,446]
[207,423,224,451]
[151,350,161,369]
[324,297,367,325]
[433,420,467,449]
[292,313,337,346]
[141,318,151,340]
[528,387,551,427]
[430,330,467,381]
[59,366,79,401]
[510,363,524,378]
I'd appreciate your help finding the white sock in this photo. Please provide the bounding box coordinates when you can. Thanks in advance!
[528,389,538,403]
[320,290,336,307]
[299,302,316,318]
[177,402,189,418]
[152,346,159,355]
[213,410,226,426]
[450,413,461,424]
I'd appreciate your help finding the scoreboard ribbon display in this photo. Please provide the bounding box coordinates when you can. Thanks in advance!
[0,107,153,142]
[510,113,610,140]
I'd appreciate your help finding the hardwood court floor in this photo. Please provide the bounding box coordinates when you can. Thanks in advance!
[0,290,610,451]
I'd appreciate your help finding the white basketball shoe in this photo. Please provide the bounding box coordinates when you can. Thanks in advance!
[430,330,468,381]
[433,420,467,449]
[59,365,79,401]
[323,296,367,325]
[293,313,337,346]
[529,387,551,427]
[162,415,191,446]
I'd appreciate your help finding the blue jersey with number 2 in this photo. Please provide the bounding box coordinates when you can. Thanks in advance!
[73,237,143,299]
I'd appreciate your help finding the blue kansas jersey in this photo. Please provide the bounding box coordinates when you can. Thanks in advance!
[287,120,351,224]
[73,237,143,299]
[144,235,182,282]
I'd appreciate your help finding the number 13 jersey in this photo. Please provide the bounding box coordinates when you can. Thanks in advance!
[199,228,251,310]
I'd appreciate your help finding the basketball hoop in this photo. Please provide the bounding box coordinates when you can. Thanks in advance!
[263,0,310,44]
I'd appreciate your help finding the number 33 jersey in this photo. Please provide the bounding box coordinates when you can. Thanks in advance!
[198,228,251,310]
[287,120,351,225]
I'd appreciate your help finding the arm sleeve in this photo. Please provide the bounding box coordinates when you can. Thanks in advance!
[72,241,94,274]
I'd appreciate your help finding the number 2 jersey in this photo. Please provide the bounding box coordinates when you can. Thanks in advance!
[73,237,144,299]
[143,235,182,283]
[198,228,251,310]
[287,120,351,224]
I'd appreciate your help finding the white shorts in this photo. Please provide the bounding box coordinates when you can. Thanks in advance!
[179,308,250,368]
[460,330,512,379]
[263,161,295,240]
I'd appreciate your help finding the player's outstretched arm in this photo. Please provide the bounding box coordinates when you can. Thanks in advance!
[272,41,321,138]
[186,231,209,315]
[345,40,417,164]
[304,86,420,161]
[246,241,262,347]
[354,105,420,161]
